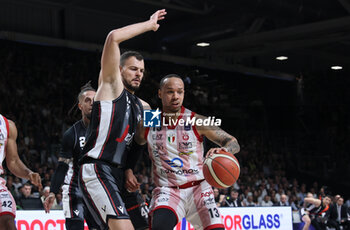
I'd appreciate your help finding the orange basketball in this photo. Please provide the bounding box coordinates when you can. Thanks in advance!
[203,150,240,188]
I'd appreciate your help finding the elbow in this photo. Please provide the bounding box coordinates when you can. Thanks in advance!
[234,140,240,154]
[108,29,123,44]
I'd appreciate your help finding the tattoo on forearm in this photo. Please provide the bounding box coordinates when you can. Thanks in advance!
[225,140,240,154]
[215,130,240,154]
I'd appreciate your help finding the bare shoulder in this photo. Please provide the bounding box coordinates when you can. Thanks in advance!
[7,119,17,139]
[139,98,151,110]
[8,119,17,131]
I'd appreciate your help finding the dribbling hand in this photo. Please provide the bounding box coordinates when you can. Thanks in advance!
[149,9,167,31]
[205,147,229,158]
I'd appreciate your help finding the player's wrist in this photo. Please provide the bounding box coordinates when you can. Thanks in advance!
[27,171,34,180]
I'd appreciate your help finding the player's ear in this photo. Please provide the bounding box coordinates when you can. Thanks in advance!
[77,103,82,110]
[158,89,161,99]
[119,65,123,72]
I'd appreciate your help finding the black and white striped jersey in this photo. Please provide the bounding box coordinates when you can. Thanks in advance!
[81,89,143,166]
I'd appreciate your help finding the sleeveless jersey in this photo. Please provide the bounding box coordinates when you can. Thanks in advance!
[0,115,10,175]
[145,107,204,187]
[305,201,329,215]
[81,89,143,166]
[59,120,87,197]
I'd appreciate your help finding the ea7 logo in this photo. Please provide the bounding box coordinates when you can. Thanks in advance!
[152,134,163,140]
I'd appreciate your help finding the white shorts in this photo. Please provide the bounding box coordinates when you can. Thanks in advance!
[149,180,224,230]
[0,178,16,218]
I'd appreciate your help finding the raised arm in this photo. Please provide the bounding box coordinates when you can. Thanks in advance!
[304,197,321,207]
[6,120,42,189]
[96,9,166,101]
[195,114,240,157]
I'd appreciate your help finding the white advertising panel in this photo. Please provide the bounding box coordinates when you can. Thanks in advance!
[174,207,293,230]
[16,207,292,230]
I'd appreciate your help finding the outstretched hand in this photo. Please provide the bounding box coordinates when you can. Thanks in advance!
[29,172,42,191]
[149,9,167,31]
[44,193,56,213]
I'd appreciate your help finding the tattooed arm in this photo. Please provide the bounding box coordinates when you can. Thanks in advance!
[195,114,240,156]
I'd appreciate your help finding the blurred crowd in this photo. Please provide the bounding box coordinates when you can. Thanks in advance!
[1,40,349,230]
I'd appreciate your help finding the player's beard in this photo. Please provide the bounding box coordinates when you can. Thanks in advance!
[123,78,140,92]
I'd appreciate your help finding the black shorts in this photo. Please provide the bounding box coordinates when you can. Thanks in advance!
[79,162,129,229]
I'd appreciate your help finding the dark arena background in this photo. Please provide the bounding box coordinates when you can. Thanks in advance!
[1,0,350,229]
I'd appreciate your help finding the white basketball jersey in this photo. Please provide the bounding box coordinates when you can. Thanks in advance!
[0,115,10,175]
[146,107,205,187]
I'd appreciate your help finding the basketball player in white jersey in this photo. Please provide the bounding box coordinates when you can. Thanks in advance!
[129,75,240,230]
[0,115,42,230]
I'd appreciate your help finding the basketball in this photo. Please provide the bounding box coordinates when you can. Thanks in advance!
[203,150,240,188]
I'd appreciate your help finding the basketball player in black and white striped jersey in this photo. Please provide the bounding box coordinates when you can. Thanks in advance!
[78,9,167,230]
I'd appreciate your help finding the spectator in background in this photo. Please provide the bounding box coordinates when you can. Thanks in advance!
[223,189,243,207]
[18,183,34,200]
[260,195,273,207]
[243,195,256,207]
[274,194,289,206]
[51,193,63,210]
[17,183,43,210]
[326,197,350,230]
[289,195,300,211]
[5,175,19,199]
[214,188,225,207]
[41,186,57,207]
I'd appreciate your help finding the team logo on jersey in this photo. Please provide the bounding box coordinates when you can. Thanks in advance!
[152,134,163,140]
[153,143,164,151]
[143,108,161,127]
[74,210,80,216]
[167,134,175,144]
[182,133,189,140]
[184,124,191,131]
[179,142,192,149]
[164,157,183,168]
[117,206,124,214]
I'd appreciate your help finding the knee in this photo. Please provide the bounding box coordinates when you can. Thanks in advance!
[152,217,172,230]
[304,220,311,225]
[151,209,177,230]
[0,215,15,230]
